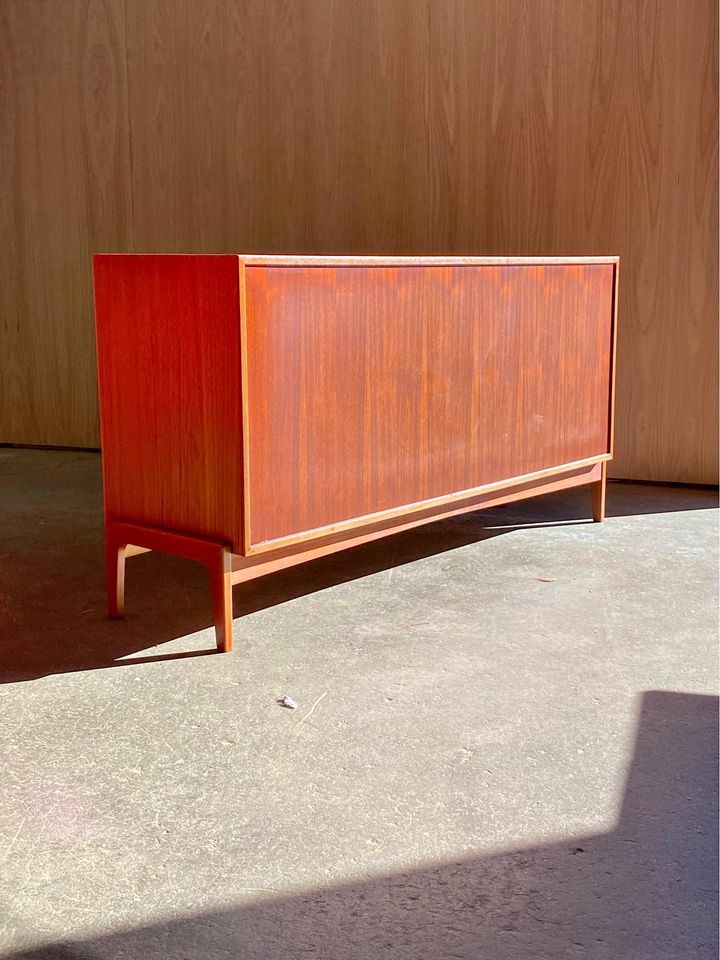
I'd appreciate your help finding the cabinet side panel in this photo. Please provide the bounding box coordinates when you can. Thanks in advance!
[93,254,243,548]
[245,262,614,547]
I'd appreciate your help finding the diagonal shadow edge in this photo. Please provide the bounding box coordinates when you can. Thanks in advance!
[2,690,717,960]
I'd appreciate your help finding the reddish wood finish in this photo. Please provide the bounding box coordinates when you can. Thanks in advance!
[245,263,615,549]
[105,462,602,650]
[239,255,618,266]
[105,534,126,620]
[591,461,608,523]
[231,462,603,584]
[93,254,617,651]
[105,519,233,652]
[93,254,244,546]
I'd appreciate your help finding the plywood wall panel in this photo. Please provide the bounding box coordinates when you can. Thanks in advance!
[124,0,435,254]
[0,0,133,446]
[1,0,717,481]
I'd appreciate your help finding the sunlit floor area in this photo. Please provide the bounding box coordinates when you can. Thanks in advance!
[0,448,717,960]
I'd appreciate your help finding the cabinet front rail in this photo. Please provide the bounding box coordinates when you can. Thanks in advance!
[105,461,605,651]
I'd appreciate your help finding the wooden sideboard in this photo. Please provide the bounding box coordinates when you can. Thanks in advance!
[93,254,618,651]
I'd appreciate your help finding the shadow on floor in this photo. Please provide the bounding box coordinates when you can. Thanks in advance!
[0,509,567,682]
[0,447,716,683]
[6,690,717,960]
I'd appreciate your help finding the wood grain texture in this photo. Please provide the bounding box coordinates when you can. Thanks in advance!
[592,461,608,523]
[231,463,604,582]
[95,252,609,646]
[105,518,234,651]
[0,0,133,445]
[245,262,615,547]
[93,254,244,547]
[1,0,717,481]
[105,458,601,650]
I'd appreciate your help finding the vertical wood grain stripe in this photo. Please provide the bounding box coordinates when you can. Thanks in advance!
[244,262,615,547]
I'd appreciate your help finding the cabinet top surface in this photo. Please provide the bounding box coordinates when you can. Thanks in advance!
[94,253,619,266]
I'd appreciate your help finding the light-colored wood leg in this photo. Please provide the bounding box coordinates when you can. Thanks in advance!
[106,527,126,619]
[210,547,234,653]
[591,462,607,522]
[104,520,235,652]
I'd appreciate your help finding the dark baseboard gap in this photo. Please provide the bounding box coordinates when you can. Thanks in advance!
[609,477,718,491]
[0,442,100,454]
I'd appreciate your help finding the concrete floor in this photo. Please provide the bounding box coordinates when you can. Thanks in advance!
[0,448,717,960]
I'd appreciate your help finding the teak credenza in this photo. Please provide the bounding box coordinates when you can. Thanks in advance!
[93,254,618,652]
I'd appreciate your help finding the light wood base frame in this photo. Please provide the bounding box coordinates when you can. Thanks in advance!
[591,462,608,522]
[105,520,233,652]
[105,461,607,652]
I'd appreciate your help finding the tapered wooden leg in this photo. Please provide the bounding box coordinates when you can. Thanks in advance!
[591,462,607,522]
[104,520,235,652]
[106,529,126,619]
[210,547,234,653]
